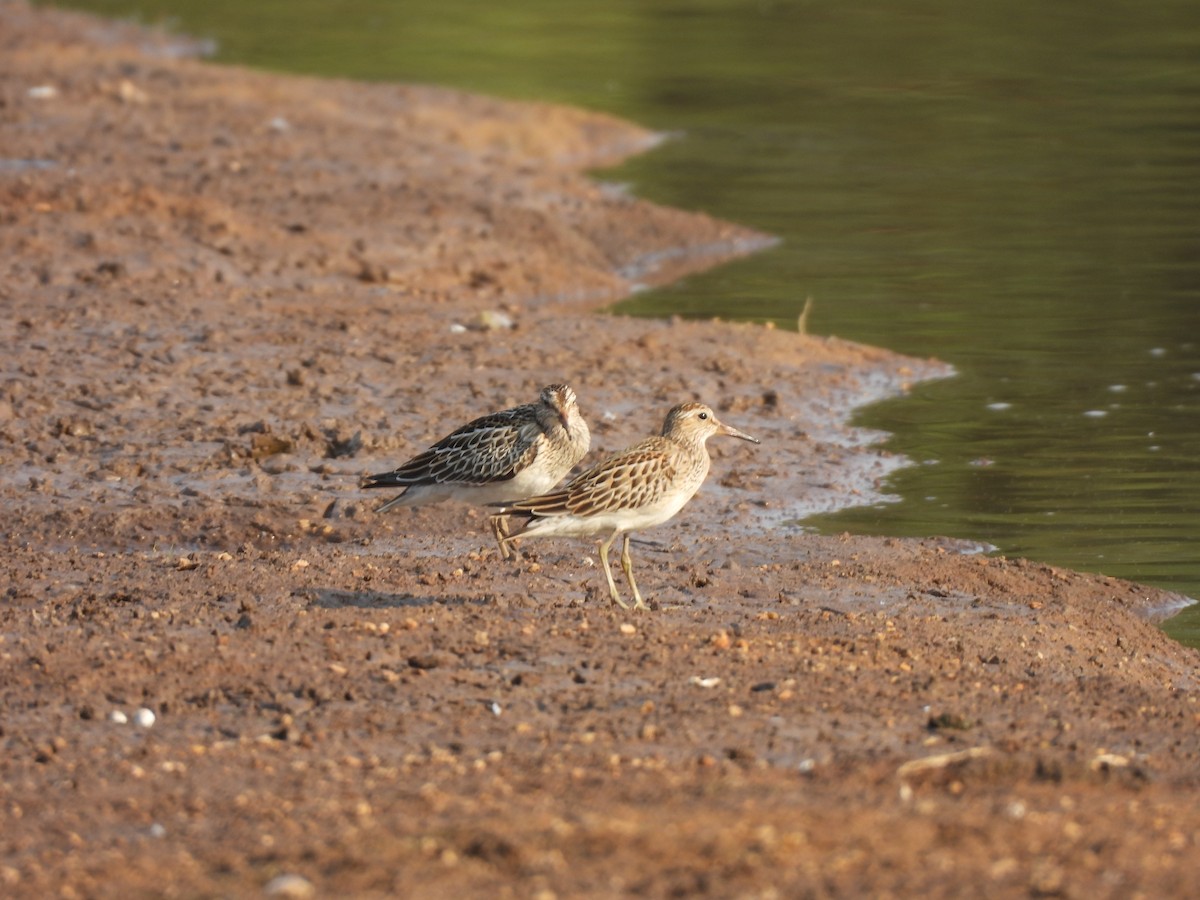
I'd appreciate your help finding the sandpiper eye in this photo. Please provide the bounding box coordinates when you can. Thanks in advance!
[698,411,708,420]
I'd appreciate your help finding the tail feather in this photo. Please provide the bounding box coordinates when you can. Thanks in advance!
[374,492,413,514]
[494,489,573,517]
[363,471,416,513]
[361,471,408,490]
[489,488,571,541]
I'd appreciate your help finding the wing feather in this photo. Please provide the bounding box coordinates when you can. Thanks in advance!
[506,437,677,518]
[364,404,543,488]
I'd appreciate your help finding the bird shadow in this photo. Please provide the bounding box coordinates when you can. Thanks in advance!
[302,587,469,609]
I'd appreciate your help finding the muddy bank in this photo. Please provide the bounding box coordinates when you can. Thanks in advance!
[2,3,1198,897]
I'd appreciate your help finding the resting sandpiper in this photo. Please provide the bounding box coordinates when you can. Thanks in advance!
[362,384,590,558]
[493,401,759,609]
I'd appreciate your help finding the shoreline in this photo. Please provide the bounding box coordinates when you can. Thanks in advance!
[2,3,1198,896]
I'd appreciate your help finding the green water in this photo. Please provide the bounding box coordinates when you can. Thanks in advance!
[44,1,1200,644]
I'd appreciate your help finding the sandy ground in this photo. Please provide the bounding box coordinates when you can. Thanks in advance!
[2,3,1198,897]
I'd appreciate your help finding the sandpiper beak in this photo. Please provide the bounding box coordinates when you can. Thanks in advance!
[717,420,760,444]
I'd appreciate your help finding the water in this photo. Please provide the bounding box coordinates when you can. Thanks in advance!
[44,0,1200,644]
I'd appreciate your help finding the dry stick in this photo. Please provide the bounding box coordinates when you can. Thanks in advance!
[797,296,813,334]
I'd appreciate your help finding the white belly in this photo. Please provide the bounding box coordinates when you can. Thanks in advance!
[385,463,568,509]
[521,485,698,539]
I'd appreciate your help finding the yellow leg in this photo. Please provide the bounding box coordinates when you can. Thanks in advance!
[490,514,513,561]
[620,533,648,610]
[598,532,629,609]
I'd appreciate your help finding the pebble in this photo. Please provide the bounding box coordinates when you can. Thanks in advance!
[133,708,156,728]
[475,310,514,331]
[264,874,315,899]
[117,79,148,104]
[408,652,448,670]
[109,710,128,725]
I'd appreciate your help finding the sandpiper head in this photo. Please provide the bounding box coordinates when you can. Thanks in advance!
[662,402,760,445]
[540,383,578,429]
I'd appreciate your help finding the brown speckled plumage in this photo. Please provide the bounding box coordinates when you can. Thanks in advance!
[496,402,759,609]
[362,384,589,557]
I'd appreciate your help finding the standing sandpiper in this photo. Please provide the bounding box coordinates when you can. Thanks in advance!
[362,384,590,557]
[493,401,759,609]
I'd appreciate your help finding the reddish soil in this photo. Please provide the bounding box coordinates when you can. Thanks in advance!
[2,3,1198,897]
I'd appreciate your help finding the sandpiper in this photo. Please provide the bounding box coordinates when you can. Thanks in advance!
[362,384,590,558]
[493,401,759,609]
